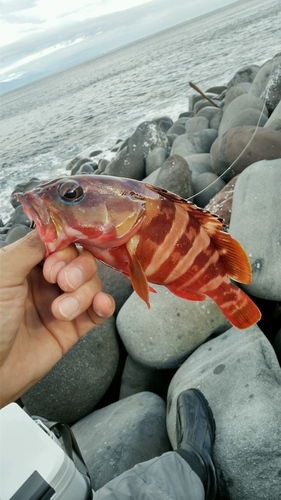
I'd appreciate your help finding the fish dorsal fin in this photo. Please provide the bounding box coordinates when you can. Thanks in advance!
[145,184,251,285]
[126,236,151,308]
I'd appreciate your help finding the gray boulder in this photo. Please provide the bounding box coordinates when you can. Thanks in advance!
[96,260,133,315]
[171,129,217,157]
[72,391,171,490]
[227,64,260,88]
[127,121,168,160]
[210,126,281,180]
[22,317,119,423]
[117,285,230,369]
[145,146,168,176]
[104,153,145,180]
[154,154,193,198]
[167,325,281,500]
[249,55,281,100]
[261,63,281,114]
[4,224,30,244]
[193,172,226,208]
[229,159,281,301]
[264,100,281,131]
[218,93,268,136]
[185,116,209,133]
[183,153,213,183]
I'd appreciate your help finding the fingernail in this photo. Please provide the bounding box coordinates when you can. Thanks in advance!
[65,267,83,289]
[59,296,79,319]
[50,261,65,283]
[96,295,113,317]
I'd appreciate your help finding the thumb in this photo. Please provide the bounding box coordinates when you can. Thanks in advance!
[0,229,46,285]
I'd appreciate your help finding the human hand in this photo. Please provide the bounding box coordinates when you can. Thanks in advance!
[0,230,115,407]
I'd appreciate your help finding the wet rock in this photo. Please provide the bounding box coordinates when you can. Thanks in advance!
[10,178,42,208]
[261,64,281,114]
[193,172,226,208]
[227,64,260,88]
[205,176,239,229]
[171,129,217,157]
[167,325,281,500]
[183,153,212,183]
[185,116,209,133]
[72,392,171,490]
[127,121,168,160]
[249,55,281,99]
[273,328,281,365]
[264,100,281,131]
[4,224,30,244]
[117,285,230,369]
[196,107,222,130]
[224,82,252,107]
[71,162,96,175]
[210,126,281,180]
[96,260,133,315]
[229,159,281,301]
[6,204,31,227]
[119,355,175,401]
[22,317,119,424]
[145,147,168,176]
[104,153,145,180]
[154,154,193,198]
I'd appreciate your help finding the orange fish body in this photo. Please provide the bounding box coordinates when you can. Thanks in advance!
[16,175,261,330]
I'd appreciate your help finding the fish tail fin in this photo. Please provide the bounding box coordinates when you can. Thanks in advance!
[209,281,261,330]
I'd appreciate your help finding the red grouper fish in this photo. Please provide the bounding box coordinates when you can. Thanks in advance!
[15,175,261,330]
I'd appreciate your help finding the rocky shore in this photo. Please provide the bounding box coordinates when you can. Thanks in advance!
[1,54,281,499]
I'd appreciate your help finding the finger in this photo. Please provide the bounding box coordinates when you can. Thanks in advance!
[43,244,79,284]
[56,250,98,292]
[0,230,45,285]
[51,274,103,321]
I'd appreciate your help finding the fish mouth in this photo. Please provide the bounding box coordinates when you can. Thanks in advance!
[15,192,58,243]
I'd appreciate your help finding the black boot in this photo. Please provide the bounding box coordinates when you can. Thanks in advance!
[175,388,217,500]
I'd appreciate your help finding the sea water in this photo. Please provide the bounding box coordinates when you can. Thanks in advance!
[0,0,280,222]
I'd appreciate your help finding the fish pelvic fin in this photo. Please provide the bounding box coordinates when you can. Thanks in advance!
[208,282,261,330]
[126,236,151,308]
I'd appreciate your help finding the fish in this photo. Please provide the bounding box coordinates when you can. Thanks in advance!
[15,175,261,330]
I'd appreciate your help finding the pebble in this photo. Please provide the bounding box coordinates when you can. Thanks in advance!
[72,391,171,490]
[21,317,119,424]
[229,158,281,301]
[167,325,281,500]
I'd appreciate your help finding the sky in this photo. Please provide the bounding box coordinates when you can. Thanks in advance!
[0,0,236,93]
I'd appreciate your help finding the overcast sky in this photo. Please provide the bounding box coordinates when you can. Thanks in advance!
[0,0,236,92]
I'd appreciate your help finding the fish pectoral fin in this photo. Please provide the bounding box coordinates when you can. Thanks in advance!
[126,240,150,308]
[166,285,206,302]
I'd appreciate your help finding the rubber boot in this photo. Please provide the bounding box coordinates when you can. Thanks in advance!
[175,388,217,500]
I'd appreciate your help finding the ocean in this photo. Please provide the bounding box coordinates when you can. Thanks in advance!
[0,0,280,222]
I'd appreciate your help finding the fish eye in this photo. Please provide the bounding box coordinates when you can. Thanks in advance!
[58,181,84,203]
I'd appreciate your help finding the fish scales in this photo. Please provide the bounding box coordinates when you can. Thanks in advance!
[15,175,262,330]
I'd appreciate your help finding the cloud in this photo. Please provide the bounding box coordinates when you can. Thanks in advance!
[0,0,38,15]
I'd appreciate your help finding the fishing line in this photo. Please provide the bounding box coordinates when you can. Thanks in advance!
[186,54,277,202]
